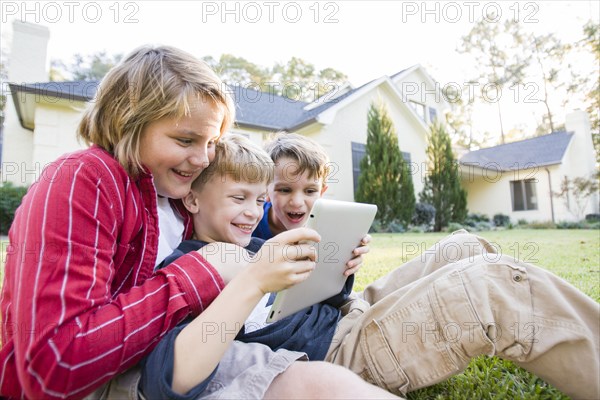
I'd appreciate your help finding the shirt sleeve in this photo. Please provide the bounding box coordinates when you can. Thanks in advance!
[140,323,218,400]
[3,155,224,399]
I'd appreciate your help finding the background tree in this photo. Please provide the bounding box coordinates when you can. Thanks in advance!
[271,57,348,101]
[0,32,8,128]
[49,50,348,103]
[420,123,468,231]
[0,54,6,127]
[553,176,599,220]
[445,88,473,150]
[203,54,270,88]
[205,54,348,102]
[579,21,600,165]
[458,19,530,143]
[528,32,570,134]
[355,102,415,227]
[50,51,123,81]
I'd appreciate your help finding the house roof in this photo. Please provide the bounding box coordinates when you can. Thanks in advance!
[9,80,368,132]
[459,131,574,171]
[10,81,101,102]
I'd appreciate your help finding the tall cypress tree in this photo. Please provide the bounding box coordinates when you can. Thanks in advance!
[355,102,415,227]
[420,122,468,231]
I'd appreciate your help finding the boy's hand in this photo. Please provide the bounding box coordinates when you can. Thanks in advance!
[245,228,321,295]
[345,234,371,276]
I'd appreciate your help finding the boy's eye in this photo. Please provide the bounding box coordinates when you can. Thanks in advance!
[232,196,245,201]
[306,189,318,194]
[177,138,192,145]
[257,198,266,205]
[276,188,291,193]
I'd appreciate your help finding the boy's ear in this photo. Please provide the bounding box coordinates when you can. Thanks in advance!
[182,191,201,214]
[320,184,328,196]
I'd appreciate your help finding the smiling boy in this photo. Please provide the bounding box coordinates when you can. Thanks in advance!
[253,133,330,239]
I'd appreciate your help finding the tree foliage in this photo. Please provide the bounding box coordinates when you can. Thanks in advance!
[202,54,270,87]
[0,43,7,125]
[528,32,570,135]
[0,58,6,126]
[0,182,28,235]
[419,123,468,232]
[458,19,530,143]
[580,21,600,164]
[48,51,347,103]
[50,51,123,81]
[554,175,599,220]
[355,102,415,227]
[204,54,348,102]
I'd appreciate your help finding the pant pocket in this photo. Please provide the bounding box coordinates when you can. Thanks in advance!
[360,319,411,395]
[431,262,535,362]
[359,296,463,394]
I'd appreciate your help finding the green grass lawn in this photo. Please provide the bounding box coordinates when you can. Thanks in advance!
[357,229,599,400]
[0,229,598,399]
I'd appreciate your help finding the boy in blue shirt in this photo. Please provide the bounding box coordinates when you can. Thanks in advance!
[253,133,330,241]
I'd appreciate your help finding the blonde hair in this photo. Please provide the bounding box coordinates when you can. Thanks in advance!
[77,45,236,176]
[264,132,330,181]
[193,134,274,191]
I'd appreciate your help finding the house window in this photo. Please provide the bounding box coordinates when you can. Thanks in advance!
[409,100,426,122]
[351,142,411,195]
[401,151,411,165]
[510,179,538,211]
[429,107,438,122]
[351,142,366,194]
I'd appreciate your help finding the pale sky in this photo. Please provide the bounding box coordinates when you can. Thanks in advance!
[2,0,598,141]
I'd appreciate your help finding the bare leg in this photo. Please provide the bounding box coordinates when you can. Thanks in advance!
[264,361,401,399]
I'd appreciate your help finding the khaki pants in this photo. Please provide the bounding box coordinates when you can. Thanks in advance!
[325,230,600,400]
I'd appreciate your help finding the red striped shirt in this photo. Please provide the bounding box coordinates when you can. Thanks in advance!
[0,146,225,399]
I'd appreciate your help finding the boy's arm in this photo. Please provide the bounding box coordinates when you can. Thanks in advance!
[170,228,321,395]
[198,242,254,284]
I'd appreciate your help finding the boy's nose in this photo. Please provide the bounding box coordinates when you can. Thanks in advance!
[289,193,303,207]
[245,207,261,218]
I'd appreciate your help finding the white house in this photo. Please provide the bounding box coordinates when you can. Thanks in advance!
[459,111,599,222]
[2,21,447,204]
[5,21,596,223]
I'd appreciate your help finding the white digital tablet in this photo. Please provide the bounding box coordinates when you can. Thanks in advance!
[266,199,377,323]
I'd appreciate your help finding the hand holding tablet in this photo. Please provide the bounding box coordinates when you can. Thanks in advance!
[266,199,377,322]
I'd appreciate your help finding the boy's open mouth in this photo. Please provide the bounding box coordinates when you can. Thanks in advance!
[286,212,306,223]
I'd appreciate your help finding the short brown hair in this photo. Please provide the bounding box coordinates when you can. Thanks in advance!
[264,132,330,181]
[77,45,235,176]
[193,134,274,192]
